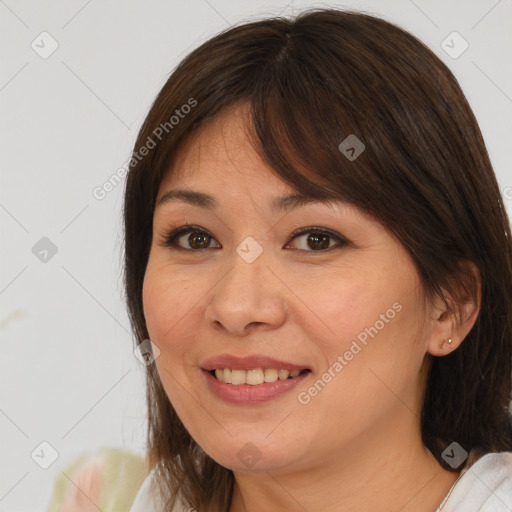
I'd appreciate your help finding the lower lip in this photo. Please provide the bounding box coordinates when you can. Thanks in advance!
[202,369,311,405]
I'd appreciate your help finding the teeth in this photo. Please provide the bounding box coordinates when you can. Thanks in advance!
[246,368,264,385]
[216,368,233,383]
[278,369,290,380]
[231,369,246,385]
[223,368,232,384]
[213,368,305,385]
[264,368,278,382]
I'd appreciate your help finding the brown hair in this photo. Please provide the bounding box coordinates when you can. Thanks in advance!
[123,8,512,511]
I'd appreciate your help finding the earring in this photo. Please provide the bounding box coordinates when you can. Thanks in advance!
[438,338,453,350]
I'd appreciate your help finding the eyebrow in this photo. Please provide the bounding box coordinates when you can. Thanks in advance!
[156,189,340,213]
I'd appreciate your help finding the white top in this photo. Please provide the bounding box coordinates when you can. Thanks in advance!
[435,451,512,511]
[130,451,512,511]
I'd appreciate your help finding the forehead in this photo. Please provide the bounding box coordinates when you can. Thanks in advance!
[155,105,370,224]
[159,104,291,193]
[155,106,379,225]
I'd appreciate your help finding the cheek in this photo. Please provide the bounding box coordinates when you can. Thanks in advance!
[299,295,425,444]
[142,266,199,406]
[302,261,423,380]
[297,269,403,351]
[142,263,198,344]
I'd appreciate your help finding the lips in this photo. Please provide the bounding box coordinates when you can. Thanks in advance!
[200,354,312,404]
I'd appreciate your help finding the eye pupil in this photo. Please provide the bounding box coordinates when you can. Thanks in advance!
[307,233,330,250]
[189,232,210,249]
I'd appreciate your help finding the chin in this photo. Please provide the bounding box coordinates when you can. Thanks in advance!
[198,435,300,473]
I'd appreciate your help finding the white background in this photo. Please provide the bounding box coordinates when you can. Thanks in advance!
[1,0,511,510]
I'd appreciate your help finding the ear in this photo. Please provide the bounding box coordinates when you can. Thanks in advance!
[427,260,481,356]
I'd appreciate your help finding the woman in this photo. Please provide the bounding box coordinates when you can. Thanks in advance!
[124,8,512,511]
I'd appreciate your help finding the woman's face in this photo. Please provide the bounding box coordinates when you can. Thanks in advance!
[142,105,437,474]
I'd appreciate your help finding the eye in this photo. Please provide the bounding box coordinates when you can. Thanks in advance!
[286,227,349,252]
[158,225,220,251]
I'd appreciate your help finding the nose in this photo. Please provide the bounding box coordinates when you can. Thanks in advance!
[204,247,288,337]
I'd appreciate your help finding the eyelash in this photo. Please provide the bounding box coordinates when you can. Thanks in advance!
[157,224,349,254]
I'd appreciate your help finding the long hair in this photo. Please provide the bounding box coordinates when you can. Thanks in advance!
[123,8,512,511]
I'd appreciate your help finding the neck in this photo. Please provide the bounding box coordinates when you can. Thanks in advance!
[228,427,460,512]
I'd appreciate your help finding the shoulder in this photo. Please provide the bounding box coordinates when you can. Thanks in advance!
[436,451,512,512]
[129,465,188,512]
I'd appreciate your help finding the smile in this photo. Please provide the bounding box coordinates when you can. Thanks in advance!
[201,354,312,404]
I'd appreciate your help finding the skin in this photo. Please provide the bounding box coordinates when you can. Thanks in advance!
[142,104,481,512]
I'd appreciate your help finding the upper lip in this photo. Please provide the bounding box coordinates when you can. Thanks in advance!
[201,354,310,372]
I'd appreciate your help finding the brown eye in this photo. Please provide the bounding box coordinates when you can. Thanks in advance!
[287,228,348,252]
[185,231,211,250]
[159,226,220,251]
[305,233,330,250]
